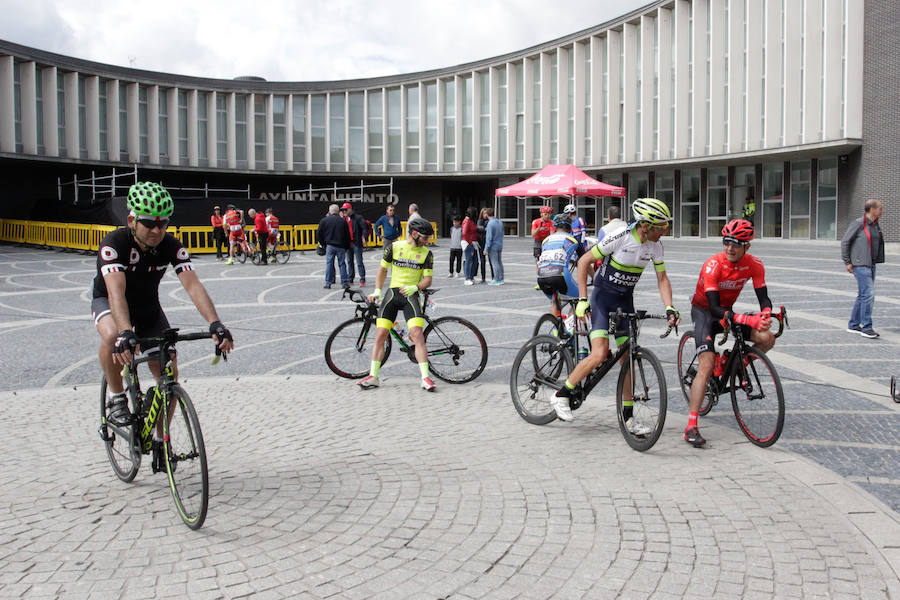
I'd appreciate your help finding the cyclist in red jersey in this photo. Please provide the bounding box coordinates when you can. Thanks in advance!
[685,218,775,447]
[531,206,554,260]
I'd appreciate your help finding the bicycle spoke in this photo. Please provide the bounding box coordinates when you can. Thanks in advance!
[510,335,573,425]
[730,348,785,447]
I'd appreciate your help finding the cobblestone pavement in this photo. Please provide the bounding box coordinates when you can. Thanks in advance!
[0,237,899,598]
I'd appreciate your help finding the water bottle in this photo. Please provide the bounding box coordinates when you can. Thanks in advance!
[713,350,730,377]
[394,322,407,340]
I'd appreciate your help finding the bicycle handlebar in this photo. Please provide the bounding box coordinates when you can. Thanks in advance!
[342,287,439,305]
[131,328,226,365]
[607,308,677,339]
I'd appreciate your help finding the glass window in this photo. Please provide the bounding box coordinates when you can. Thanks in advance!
[158,88,168,160]
[367,90,383,169]
[348,92,364,170]
[789,160,811,238]
[817,157,837,239]
[329,93,345,168]
[680,168,701,236]
[98,79,108,159]
[497,67,508,168]
[424,83,437,169]
[198,91,208,166]
[706,167,728,236]
[498,197,519,236]
[478,72,490,169]
[655,170,675,236]
[292,94,306,166]
[732,165,755,220]
[78,75,87,158]
[235,94,247,165]
[138,84,147,161]
[762,162,784,238]
[255,94,268,165]
[119,82,128,161]
[216,93,227,167]
[532,57,541,168]
[177,89,188,162]
[273,95,286,167]
[461,76,473,169]
[405,86,419,169]
[13,62,22,152]
[310,94,326,170]
[387,87,401,169]
[442,79,455,166]
[35,68,43,155]
[550,53,558,163]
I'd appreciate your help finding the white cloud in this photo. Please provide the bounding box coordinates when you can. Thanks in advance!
[0,0,647,81]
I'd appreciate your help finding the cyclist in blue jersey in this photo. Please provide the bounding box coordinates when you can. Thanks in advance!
[537,214,585,318]
[552,198,680,426]
[564,204,587,245]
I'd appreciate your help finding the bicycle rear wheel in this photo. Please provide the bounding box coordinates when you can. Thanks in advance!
[236,246,247,264]
[100,376,141,482]
[616,348,667,452]
[325,317,392,379]
[533,313,562,338]
[510,335,574,425]
[730,346,785,447]
[276,243,291,264]
[676,330,714,415]
[424,316,488,383]
[163,384,208,529]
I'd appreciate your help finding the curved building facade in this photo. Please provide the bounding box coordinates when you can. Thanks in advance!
[1,0,897,240]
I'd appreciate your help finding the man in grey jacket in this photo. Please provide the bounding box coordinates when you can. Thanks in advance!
[841,198,885,338]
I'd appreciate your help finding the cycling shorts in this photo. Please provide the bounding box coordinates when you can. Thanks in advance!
[690,305,752,354]
[229,230,245,241]
[537,275,569,302]
[377,288,424,330]
[533,241,543,259]
[91,296,171,338]
[589,286,633,340]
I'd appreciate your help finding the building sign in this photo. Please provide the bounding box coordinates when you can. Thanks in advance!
[258,192,400,204]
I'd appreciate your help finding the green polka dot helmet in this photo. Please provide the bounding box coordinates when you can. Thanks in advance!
[127,182,174,217]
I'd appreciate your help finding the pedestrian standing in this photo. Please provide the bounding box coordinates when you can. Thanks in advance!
[342,202,368,286]
[374,204,401,249]
[461,206,479,285]
[210,205,226,260]
[842,198,885,339]
[477,208,491,283]
[249,208,269,265]
[484,207,505,285]
[408,203,423,223]
[601,205,628,236]
[317,204,350,289]
[448,216,463,277]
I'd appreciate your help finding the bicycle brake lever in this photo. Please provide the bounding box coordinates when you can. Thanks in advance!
[211,345,228,365]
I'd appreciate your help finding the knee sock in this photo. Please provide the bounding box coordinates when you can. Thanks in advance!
[688,411,699,429]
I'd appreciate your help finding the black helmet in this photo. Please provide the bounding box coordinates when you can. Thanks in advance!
[407,218,434,238]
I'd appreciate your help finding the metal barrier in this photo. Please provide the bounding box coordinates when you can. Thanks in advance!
[0,219,438,254]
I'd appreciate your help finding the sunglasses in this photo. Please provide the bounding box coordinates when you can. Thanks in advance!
[723,238,748,248]
[650,223,669,232]
[138,218,169,230]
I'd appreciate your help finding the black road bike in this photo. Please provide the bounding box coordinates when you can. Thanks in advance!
[511,309,674,452]
[676,308,788,447]
[325,288,488,383]
[99,329,217,529]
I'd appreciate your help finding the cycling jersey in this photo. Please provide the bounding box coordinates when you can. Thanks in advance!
[531,217,554,243]
[590,225,665,295]
[380,240,433,288]
[92,227,194,318]
[570,216,587,244]
[691,251,766,310]
[537,231,584,297]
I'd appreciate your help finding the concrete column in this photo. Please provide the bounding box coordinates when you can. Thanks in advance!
[640,15,654,161]
[285,93,293,170]
[657,8,673,160]
[843,0,863,139]
[85,75,100,159]
[557,47,569,164]
[822,0,843,140]
[106,79,119,160]
[147,85,159,163]
[127,83,139,162]
[606,29,621,164]
[802,0,823,143]
[188,89,198,166]
[247,93,256,169]
[207,91,217,167]
[418,83,425,171]
[540,53,551,165]
[523,58,534,167]
[505,62,516,168]
[41,66,58,156]
[266,93,275,170]
[489,67,499,169]
[0,56,13,153]
[709,0,725,154]
[64,71,78,158]
[20,62,37,154]
[167,88,178,165]
[470,74,480,170]
[783,0,802,146]
[572,42,585,165]
[746,0,764,150]
[589,36,603,164]
[622,23,638,163]
[673,0,690,157]
[727,0,745,153]
[436,82,444,170]
[764,0,782,147]
[690,0,708,157]
[454,74,463,170]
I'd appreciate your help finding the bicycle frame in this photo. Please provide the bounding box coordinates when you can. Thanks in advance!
[121,345,178,452]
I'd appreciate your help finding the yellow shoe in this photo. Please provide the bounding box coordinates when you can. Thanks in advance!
[225,257,234,265]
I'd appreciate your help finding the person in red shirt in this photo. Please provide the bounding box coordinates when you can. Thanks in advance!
[461,206,479,285]
[265,208,280,248]
[685,218,776,447]
[210,205,225,260]
[224,204,247,265]
[249,208,269,265]
[531,205,555,260]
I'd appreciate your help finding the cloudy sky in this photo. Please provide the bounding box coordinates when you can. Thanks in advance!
[2,0,648,82]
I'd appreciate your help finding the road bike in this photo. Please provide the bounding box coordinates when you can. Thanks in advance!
[267,237,291,264]
[533,296,591,363]
[230,239,253,264]
[676,307,788,447]
[511,309,675,452]
[98,328,219,529]
[325,287,488,383]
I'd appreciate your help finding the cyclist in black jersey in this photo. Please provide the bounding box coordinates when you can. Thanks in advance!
[92,182,234,426]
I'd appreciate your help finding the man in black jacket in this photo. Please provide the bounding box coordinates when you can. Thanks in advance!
[342,202,369,286]
[318,204,350,289]
[841,198,885,338]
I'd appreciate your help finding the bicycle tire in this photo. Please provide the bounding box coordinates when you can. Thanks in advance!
[510,335,574,425]
[251,248,263,265]
[676,330,714,415]
[100,375,141,482]
[424,316,488,383]
[616,347,667,452]
[729,346,785,447]
[324,317,392,379]
[276,244,290,264]
[533,313,563,338]
[163,384,209,529]
[236,247,247,264]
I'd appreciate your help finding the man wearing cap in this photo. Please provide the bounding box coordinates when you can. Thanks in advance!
[210,205,225,260]
[342,202,368,286]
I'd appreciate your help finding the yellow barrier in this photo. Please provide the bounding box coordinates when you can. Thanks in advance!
[0,220,439,254]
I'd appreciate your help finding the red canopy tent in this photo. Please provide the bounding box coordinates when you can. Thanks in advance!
[495,164,626,198]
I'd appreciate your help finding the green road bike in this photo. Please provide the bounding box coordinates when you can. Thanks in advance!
[99,329,219,529]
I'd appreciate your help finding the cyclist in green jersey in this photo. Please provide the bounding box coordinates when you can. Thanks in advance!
[358,219,437,391]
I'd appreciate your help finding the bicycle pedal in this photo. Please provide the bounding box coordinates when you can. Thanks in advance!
[98,425,114,442]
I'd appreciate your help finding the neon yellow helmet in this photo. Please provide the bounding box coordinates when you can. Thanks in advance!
[631,197,672,225]
[127,182,174,217]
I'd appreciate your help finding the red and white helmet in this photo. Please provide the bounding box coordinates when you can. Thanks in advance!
[721,218,754,243]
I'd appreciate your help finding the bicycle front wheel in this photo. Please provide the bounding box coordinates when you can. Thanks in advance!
[676,330,714,415]
[236,247,247,264]
[276,244,291,264]
[730,346,785,447]
[100,376,140,482]
[163,384,208,530]
[616,347,667,452]
[533,313,563,338]
[325,317,392,379]
[510,335,574,425]
[424,316,488,383]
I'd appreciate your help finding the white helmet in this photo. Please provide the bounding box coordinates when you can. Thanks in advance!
[563,204,576,214]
